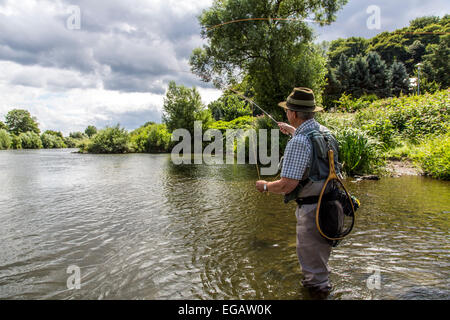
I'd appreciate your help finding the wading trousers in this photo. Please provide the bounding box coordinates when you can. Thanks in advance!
[295,203,333,290]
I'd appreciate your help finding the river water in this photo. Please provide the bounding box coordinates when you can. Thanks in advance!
[0,149,448,300]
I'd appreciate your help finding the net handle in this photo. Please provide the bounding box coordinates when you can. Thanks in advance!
[315,150,356,241]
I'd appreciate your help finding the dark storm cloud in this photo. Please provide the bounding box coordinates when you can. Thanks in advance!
[0,0,448,94]
[0,0,209,93]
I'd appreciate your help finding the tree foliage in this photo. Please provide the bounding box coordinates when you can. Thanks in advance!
[0,129,11,150]
[162,81,212,134]
[87,125,131,154]
[131,123,172,153]
[5,109,40,135]
[85,125,98,138]
[190,0,347,117]
[208,94,252,121]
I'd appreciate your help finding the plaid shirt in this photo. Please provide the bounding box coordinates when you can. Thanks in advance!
[281,119,320,181]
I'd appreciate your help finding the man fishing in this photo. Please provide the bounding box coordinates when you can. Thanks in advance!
[255,87,341,299]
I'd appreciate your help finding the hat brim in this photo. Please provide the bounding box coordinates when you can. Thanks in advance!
[278,101,323,112]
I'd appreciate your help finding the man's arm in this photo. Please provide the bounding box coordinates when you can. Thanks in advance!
[256,177,299,194]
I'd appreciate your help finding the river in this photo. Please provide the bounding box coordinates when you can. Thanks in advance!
[0,149,448,299]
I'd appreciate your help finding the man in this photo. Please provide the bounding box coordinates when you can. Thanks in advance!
[255,87,340,299]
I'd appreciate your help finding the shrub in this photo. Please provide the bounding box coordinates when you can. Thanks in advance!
[10,134,22,149]
[64,137,77,148]
[41,133,66,149]
[87,125,131,154]
[131,123,172,153]
[412,133,450,180]
[356,90,449,145]
[334,127,382,175]
[0,129,11,150]
[19,131,43,149]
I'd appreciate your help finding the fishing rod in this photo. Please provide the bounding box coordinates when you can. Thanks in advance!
[229,89,279,125]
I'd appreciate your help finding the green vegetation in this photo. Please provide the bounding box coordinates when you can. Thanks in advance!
[1,8,448,180]
[131,123,172,153]
[5,109,40,135]
[85,125,98,138]
[84,125,131,154]
[324,15,449,108]
[317,90,449,179]
[190,0,345,118]
[0,129,11,150]
[334,128,381,175]
[19,131,43,149]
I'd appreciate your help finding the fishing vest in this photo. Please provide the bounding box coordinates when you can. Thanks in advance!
[284,125,341,204]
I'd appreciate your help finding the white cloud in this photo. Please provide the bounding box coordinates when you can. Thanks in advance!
[0,0,447,135]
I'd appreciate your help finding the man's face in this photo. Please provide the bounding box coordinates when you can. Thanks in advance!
[286,108,295,125]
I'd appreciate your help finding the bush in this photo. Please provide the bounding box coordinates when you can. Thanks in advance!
[19,131,43,149]
[334,127,382,175]
[131,123,172,153]
[334,93,375,113]
[87,125,131,154]
[412,133,450,180]
[41,133,66,149]
[0,129,11,150]
[10,134,22,149]
[356,90,449,146]
[64,137,77,148]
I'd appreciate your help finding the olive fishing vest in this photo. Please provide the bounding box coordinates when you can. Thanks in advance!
[284,125,341,204]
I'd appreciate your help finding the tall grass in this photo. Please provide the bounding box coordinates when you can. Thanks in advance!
[334,127,382,175]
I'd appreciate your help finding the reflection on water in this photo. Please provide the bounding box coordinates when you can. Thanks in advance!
[0,149,448,299]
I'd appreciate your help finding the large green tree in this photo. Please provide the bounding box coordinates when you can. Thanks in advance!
[366,51,391,98]
[5,109,40,135]
[422,35,450,88]
[85,125,98,138]
[190,0,347,117]
[390,61,409,96]
[328,37,369,67]
[162,81,212,134]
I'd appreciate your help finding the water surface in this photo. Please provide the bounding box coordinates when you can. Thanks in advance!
[0,149,448,299]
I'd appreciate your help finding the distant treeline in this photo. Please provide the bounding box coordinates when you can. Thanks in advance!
[323,15,449,107]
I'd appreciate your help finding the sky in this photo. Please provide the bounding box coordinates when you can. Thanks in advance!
[0,0,448,135]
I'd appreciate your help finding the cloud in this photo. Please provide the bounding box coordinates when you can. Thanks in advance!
[313,0,450,42]
[0,0,447,134]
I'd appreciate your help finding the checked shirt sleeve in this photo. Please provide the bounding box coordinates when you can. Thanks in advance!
[280,136,312,181]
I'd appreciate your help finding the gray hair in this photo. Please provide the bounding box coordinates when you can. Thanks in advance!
[296,111,315,120]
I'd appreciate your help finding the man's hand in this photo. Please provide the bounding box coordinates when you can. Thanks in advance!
[256,180,268,193]
[278,122,295,136]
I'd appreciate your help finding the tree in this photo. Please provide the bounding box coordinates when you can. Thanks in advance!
[44,130,64,139]
[87,125,131,154]
[207,94,252,121]
[335,54,352,92]
[162,81,212,134]
[69,132,87,139]
[348,55,370,97]
[422,35,450,88]
[190,0,347,117]
[328,37,369,67]
[366,51,391,98]
[85,125,97,138]
[41,133,66,149]
[0,129,11,150]
[0,121,7,131]
[131,123,172,153]
[390,61,409,96]
[19,131,43,149]
[5,109,40,135]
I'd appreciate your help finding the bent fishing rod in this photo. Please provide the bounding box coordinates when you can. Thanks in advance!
[229,89,279,125]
